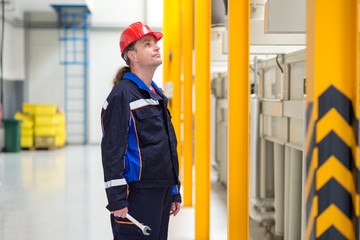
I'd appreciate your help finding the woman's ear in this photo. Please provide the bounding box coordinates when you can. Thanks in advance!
[128,50,136,62]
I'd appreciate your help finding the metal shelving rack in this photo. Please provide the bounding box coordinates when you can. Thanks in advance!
[52,5,90,144]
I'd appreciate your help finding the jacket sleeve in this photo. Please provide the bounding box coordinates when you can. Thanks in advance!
[172,183,182,203]
[166,106,182,203]
[101,91,130,211]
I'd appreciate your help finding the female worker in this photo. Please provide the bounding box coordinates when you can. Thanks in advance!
[101,22,181,240]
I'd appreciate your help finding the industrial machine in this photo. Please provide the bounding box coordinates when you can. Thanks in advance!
[212,49,306,240]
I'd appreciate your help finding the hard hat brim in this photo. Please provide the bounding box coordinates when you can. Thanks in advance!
[121,32,163,59]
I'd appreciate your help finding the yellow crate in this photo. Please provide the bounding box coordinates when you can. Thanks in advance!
[36,104,57,115]
[21,121,33,129]
[34,126,57,136]
[21,124,33,131]
[14,112,33,128]
[56,126,66,134]
[34,115,57,126]
[21,136,34,148]
[15,112,32,121]
[21,128,34,137]
[55,113,65,124]
[55,134,66,147]
[22,103,36,115]
[35,136,55,148]
[23,103,57,115]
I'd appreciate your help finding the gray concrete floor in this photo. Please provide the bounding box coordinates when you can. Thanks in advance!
[0,145,268,240]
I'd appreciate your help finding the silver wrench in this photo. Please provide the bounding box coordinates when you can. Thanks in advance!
[126,213,151,235]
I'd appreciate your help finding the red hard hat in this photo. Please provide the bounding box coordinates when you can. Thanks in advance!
[120,22,163,59]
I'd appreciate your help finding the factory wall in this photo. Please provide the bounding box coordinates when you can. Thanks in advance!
[3,21,25,81]
[2,21,25,118]
[87,30,123,144]
[27,29,64,107]
[90,0,163,28]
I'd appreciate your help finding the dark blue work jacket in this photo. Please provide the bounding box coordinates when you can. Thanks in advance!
[101,72,181,211]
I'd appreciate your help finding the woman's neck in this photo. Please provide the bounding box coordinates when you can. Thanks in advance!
[131,67,155,89]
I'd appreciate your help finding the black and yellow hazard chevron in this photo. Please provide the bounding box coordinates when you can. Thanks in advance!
[305,85,360,240]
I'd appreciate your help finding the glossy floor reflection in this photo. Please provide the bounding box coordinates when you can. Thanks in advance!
[0,145,265,240]
[0,145,112,240]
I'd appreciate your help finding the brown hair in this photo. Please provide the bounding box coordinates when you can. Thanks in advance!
[113,41,136,87]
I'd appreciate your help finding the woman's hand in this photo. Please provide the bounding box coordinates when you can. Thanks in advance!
[112,207,128,218]
[170,202,181,216]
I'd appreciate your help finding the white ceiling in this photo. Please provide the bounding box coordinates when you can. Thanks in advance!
[9,0,265,19]
[5,0,305,49]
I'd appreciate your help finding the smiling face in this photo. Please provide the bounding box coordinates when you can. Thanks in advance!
[127,35,162,69]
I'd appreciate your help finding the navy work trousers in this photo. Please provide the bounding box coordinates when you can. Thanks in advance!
[110,186,173,240]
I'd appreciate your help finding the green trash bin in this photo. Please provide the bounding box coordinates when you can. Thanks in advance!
[3,119,22,153]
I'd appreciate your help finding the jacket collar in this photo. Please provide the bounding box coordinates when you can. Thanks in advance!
[123,72,164,93]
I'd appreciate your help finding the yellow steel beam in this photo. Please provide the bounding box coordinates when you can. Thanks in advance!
[164,0,182,173]
[163,0,172,103]
[305,0,359,239]
[172,0,182,170]
[227,0,250,239]
[182,0,194,207]
[195,0,211,238]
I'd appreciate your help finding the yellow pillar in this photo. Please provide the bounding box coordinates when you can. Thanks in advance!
[172,0,182,163]
[227,0,249,239]
[163,0,172,103]
[305,1,359,239]
[195,0,211,238]
[183,0,194,207]
[164,0,182,171]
